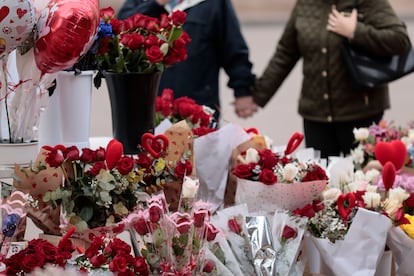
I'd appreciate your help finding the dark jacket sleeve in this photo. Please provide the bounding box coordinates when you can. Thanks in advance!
[217,0,256,98]
[351,0,411,56]
[117,0,167,19]
[252,4,301,107]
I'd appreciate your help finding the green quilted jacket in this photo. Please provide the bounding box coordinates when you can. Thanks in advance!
[252,0,411,122]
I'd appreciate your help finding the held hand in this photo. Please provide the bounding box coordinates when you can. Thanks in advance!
[327,6,357,39]
[155,0,170,6]
[234,96,258,118]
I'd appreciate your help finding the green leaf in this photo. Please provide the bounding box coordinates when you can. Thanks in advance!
[79,206,94,222]
[168,27,183,43]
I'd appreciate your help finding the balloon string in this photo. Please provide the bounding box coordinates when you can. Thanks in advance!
[0,79,32,102]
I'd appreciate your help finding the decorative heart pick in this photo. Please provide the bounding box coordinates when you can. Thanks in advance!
[374,140,407,171]
[141,133,169,158]
[285,132,305,155]
[244,127,259,135]
[382,161,396,191]
[105,139,123,170]
[337,192,356,221]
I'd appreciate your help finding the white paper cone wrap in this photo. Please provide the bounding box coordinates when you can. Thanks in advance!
[235,178,327,212]
[386,226,414,275]
[310,208,392,276]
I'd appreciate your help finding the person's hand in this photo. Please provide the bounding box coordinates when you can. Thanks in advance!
[234,96,258,118]
[327,5,357,39]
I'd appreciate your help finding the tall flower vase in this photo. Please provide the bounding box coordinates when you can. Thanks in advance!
[39,70,94,149]
[104,71,162,154]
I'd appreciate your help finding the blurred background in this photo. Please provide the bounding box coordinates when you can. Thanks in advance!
[94,0,414,146]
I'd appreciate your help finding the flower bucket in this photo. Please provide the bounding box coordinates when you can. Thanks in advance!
[0,141,39,167]
[104,71,162,154]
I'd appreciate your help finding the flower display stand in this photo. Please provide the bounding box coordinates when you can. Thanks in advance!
[0,141,39,168]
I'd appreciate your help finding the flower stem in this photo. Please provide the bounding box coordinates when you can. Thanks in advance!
[4,97,11,143]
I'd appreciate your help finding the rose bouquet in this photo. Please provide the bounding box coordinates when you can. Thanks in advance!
[233,132,328,212]
[155,88,217,136]
[35,136,192,239]
[128,184,220,275]
[93,7,190,87]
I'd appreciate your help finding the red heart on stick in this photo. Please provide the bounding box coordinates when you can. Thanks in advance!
[382,161,396,191]
[244,127,259,135]
[374,140,407,171]
[141,133,169,158]
[337,192,356,221]
[105,139,123,170]
[285,132,304,155]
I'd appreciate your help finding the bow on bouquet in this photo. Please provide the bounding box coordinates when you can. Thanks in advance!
[297,163,414,276]
[233,132,328,212]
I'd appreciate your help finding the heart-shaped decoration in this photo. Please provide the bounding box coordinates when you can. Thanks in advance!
[0,6,9,23]
[16,8,27,19]
[284,132,304,155]
[374,140,407,171]
[337,192,356,221]
[16,25,27,35]
[141,133,169,158]
[105,139,123,170]
[244,127,259,135]
[382,161,396,191]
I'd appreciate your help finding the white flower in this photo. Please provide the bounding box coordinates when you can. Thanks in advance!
[346,180,367,192]
[409,129,414,142]
[96,169,116,185]
[323,188,342,202]
[365,169,380,184]
[283,163,298,182]
[353,127,369,141]
[366,184,378,193]
[351,145,365,165]
[264,135,273,149]
[353,170,366,181]
[388,187,410,204]
[362,192,381,208]
[244,148,260,163]
[181,176,200,198]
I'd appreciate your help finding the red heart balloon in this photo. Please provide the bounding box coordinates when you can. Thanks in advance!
[374,140,407,171]
[337,192,356,221]
[105,139,123,170]
[141,133,169,158]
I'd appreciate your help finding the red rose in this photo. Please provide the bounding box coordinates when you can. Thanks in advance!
[206,223,220,241]
[21,253,45,272]
[394,207,410,226]
[192,127,216,137]
[63,146,80,161]
[293,203,316,218]
[109,254,128,273]
[258,149,279,169]
[136,153,152,170]
[404,193,414,209]
[133,218,149,235]
[90,254,108,267]
[115,156,135,175]
[228,218,242,235]
[35,241,59,262]
[281,225,297,241]
[203,259,215,273]
[232,163,255,179]
[258,168,277,185]
[134,256,149,275]
[302,164,328,182]
[95,147,106,161]
[88,161,106,176]
[161,88,174,102]
[45,150,64,167]
[120,33,145,50]
[145,45,164,63]
[174,160,193,179]
[149,205,163,223]
[105,238,131,255]
[145,34,160,47]
[169,10,187,26]
[100,7,115,22]
[193,210,207,228]
[80,148,96,163]
[176,217,192,234]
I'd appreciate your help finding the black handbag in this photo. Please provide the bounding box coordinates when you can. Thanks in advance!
[341,0,414,88]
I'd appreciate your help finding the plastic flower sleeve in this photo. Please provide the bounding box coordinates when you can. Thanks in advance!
[203,246,234,276]
[386,226,414,274]
[211,204,255,275]
[178,176,200,213]
[0,191,28,260]
[309,208,391,276]
[271,210,308,276]
[208,235,244,275]
[194,123,250,209]
[245,215,276,276]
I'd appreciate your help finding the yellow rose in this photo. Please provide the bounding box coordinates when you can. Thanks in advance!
[400,214,414,239]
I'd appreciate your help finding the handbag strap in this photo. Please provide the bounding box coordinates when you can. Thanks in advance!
[352,0,358,9]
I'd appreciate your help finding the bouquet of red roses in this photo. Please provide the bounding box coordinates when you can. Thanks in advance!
[233,132,328,212]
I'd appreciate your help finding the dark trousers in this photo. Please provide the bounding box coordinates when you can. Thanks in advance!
[303,113,383,158]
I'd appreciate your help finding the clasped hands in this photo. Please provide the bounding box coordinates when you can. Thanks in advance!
[234,96,258,118]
